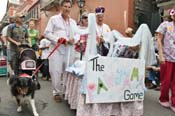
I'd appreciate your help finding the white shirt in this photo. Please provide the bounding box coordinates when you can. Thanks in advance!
[2,25,8,37]
[39,39,51,59]
[96,23,111,42]
[44,13,78,43]
[44,13,79,54]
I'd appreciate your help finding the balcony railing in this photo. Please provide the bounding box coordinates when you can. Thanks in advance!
[24,4,40,23]
[40,0,60,11]
[157,0,175,8]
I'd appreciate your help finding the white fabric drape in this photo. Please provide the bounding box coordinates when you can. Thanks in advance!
[67,15,157,76]
[108,24,157,66]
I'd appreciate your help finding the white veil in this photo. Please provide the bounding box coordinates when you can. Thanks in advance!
[66,14,157,77]
[108,24,157,66]
[65,13,97,76]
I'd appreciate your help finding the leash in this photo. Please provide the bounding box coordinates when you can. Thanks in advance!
[80,42,83,61]
[31,38,66,77]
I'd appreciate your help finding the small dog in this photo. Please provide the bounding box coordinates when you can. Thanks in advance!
[7,74,39,116]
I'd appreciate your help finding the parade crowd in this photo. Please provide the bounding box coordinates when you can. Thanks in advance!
[0,0,175,115]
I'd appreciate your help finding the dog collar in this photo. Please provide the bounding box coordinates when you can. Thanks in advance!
[19,73,32,78]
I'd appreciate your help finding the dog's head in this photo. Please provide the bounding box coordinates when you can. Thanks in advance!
[9,75,33,97]
[17,77,32,97]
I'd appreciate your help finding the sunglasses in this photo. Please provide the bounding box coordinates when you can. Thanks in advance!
[82,16,88,19]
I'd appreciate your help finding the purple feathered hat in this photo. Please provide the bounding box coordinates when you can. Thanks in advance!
[95,6,105,15]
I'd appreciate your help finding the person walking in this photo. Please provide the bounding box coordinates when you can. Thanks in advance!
[75,12,88,60]
[156,8,175,112]
[44,0,77,102]
[1,17,15,56]
[27,19,39,50]
[6,13,28,75]
[39,35,51,81]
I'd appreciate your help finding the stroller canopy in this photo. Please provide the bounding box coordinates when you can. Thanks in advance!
[18,48,37,63]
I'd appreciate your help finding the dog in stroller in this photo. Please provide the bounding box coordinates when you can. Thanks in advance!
[8,40,40,116]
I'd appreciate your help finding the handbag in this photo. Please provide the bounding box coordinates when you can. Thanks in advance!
[97,42,110,56]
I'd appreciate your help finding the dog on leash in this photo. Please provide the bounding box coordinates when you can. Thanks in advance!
[7,74,39,116]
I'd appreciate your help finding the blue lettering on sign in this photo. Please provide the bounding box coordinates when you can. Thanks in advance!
[115,69,130,84]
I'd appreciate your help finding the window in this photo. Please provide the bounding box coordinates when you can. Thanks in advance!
[24,4,40,22]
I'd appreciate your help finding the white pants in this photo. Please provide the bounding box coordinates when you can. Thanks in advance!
[49,51,66,96]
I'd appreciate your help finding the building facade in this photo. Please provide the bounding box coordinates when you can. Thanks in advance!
[39,0,161,35]
[39,0,134,35]
[3,0,161,36]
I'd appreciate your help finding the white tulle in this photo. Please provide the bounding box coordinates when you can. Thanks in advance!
[108,24,157,66]
[66,14,157,77]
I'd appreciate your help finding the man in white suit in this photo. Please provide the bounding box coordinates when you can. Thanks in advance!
[44,0,76,102]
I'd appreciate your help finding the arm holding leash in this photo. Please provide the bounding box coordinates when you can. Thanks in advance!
[32,38,67,77]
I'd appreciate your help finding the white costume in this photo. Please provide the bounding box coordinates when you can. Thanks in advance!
[44,14,78,96]
[96,23,111,55]
[39,38,51,59]
[96,23,111,43]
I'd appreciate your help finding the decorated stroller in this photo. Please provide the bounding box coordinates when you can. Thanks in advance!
[17,40,40,89]
[18,43,37,75]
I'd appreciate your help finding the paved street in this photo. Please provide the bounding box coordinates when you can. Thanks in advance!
[0,76,174,116]
[144,89,175,116]
[0,77,75,116]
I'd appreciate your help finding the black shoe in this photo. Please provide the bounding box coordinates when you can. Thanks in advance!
[147,84,157,89]
[154,86,160,91]
[53,95,62,102]
[37,83,41,90]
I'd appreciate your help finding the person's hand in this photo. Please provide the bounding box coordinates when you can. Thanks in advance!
[152,66,160,71]
[100,37,105,43]
[76,41,80,46]
[16,42,21,46]
[98,36,104,44]
[146,66,153,70]
[57,38,67,45]
[97,37,101,44]
[80,39,85,43]
[68,39,74,45]
[97,37,103,45]
[159,55,165,64]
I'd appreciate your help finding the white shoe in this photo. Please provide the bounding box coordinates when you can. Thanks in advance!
[159,100,170,108]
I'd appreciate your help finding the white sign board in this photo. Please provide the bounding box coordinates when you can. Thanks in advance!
[86,56,145,103]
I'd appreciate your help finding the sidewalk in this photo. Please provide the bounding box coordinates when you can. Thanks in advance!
[144,90,175,116]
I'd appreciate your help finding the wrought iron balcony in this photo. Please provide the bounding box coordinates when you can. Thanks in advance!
[157,0,175,9]
[40,0,60,11]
